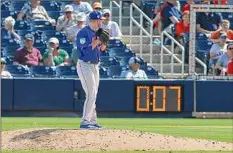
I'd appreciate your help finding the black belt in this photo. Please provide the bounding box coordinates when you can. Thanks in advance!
[83,60,99,64]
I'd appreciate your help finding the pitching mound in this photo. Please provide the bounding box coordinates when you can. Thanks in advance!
[2,128,233,151]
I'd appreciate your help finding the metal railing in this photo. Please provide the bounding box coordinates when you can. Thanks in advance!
[160,31,185,76]
[110,0,122,31]
[129,3,154,64]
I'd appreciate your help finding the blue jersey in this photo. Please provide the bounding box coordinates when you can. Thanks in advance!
[76,26,100,63]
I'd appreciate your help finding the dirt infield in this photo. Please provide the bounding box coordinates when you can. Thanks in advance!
[2,128,233,151]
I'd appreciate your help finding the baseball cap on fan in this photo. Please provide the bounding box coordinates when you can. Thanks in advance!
[49,37,59,44]
[64,5,73,12]
[102,9,111,15]
[24,33,34,41]
[89,11,105,20]
[128,57,141,66]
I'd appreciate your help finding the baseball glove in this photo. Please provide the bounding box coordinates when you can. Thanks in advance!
[96,28,109,45]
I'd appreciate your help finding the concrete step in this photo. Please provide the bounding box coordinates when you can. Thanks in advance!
[139,54,181,64]
[152,63,189,74]
[128,44,161,54]
[112,16,140,27]
[122,35,154,44]
[120,26,159,35]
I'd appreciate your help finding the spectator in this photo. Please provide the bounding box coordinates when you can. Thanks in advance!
[66,12,86,43]
[175,11,190,41]
[4,16,21,41]
[13,34,42,67]
[71,0,93,15]
[210,20,233,42]
[182,0,195,12]
[17,0,56,25]
[215,43,233,75]
[196,0,223,34]
[92,2,102,11]
[212,0,227,5]
[160,0,182,31]
[43,37,70,66]
[120,57,148,80]
[101,9,122,39]
[56,5,77,32]
[227,0,233,5]
[209,33,228,69]
[227,58,233,75]
[1,58,12,78]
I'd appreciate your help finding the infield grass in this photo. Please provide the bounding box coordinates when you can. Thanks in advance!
[2,118,233,153]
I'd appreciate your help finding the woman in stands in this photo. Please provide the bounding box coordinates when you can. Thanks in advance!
[17,0,56,25]
[4,16,21,41]
[175,11,190,43]
[43,37,70,66]
[209,33,228,72]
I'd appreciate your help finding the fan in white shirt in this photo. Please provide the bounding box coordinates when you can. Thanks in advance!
[101,9,122,39]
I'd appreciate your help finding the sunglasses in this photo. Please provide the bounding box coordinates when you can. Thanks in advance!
[65,11,72,14]
[103,14,110,17]
[228,48,233,50]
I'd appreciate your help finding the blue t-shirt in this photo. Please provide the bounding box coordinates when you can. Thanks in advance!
[196,12,223,31]
[217,53,231,68]
[76,26,100,62]
[161,2,182,30]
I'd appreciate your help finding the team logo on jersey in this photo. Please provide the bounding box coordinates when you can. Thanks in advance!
[80,38,86,44]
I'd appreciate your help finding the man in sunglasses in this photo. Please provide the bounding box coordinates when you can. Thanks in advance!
[56,5,76,32]
[101,9,122,39]
[215,43,233,76]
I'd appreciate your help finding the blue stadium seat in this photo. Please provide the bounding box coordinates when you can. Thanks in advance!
[6,65,30,77]
[10,1,26,11]
[36,47,47,55]
[34,39,47,48]
[99,66,108,78]
[1,1,10,11]
[47,11,63,20]
[100,56,119,67]
[141,65,159,79]
[108,47,135,58]
[140,0,157,19]
[30,66,57,77]
[55,31,67,41]
[6,46,20,58]
[42,30,57,40]
[107,65,128,78]
[119,56,131,66]
[32,20,55,31]
[100,51,110,56]
[1,10,10,18]
[16,30,32,38]
[56,66,77,78]
[196,32,208,40]
[107,39,125,48]
[40,1,61,11]
[196,40,213,52]
[14,21,31,30]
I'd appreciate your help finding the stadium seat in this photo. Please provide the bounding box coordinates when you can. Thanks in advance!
[6,46,21,58]
[1,10,10,18]
[108,47,135,58]
[119,56,131,66]
[30,66,57,77]
[1,1,11,11]
[10,1,26,11]
[107,39,125,48]
[140,0,157,19]
[40,1,61,11]
[56,66,77,78]
[196,40,213,52]
[36,47,47,55]
[100,56,119,67]
[34,39,47,48]
[107,65,128,78]
[141,65,159,79]
[100,51,110,56]
[196,33,208,40]
[47,11,63,21]
[14,21,31,31]
[32,20,55,31]
[6,65,30,77]
[55,31,67,41]
[42,30,57,41]
[99,66,108,78]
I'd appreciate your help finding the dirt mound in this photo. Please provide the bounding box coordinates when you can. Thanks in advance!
[2,128,233,151]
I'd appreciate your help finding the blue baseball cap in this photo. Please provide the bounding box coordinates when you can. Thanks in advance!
[89,11,105,20]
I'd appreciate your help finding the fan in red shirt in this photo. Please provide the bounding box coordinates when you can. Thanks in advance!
[212,0,227,5]
[175,11,190,40]
[227,59,233,75]
[182,0,195,12]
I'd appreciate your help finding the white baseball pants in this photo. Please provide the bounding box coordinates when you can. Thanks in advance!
[76,60,100,125]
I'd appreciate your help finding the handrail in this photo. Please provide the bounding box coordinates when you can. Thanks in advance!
[130,3,153,64]
[160,31,185,76]
[110,1,122,31]
[195,57,207,75]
